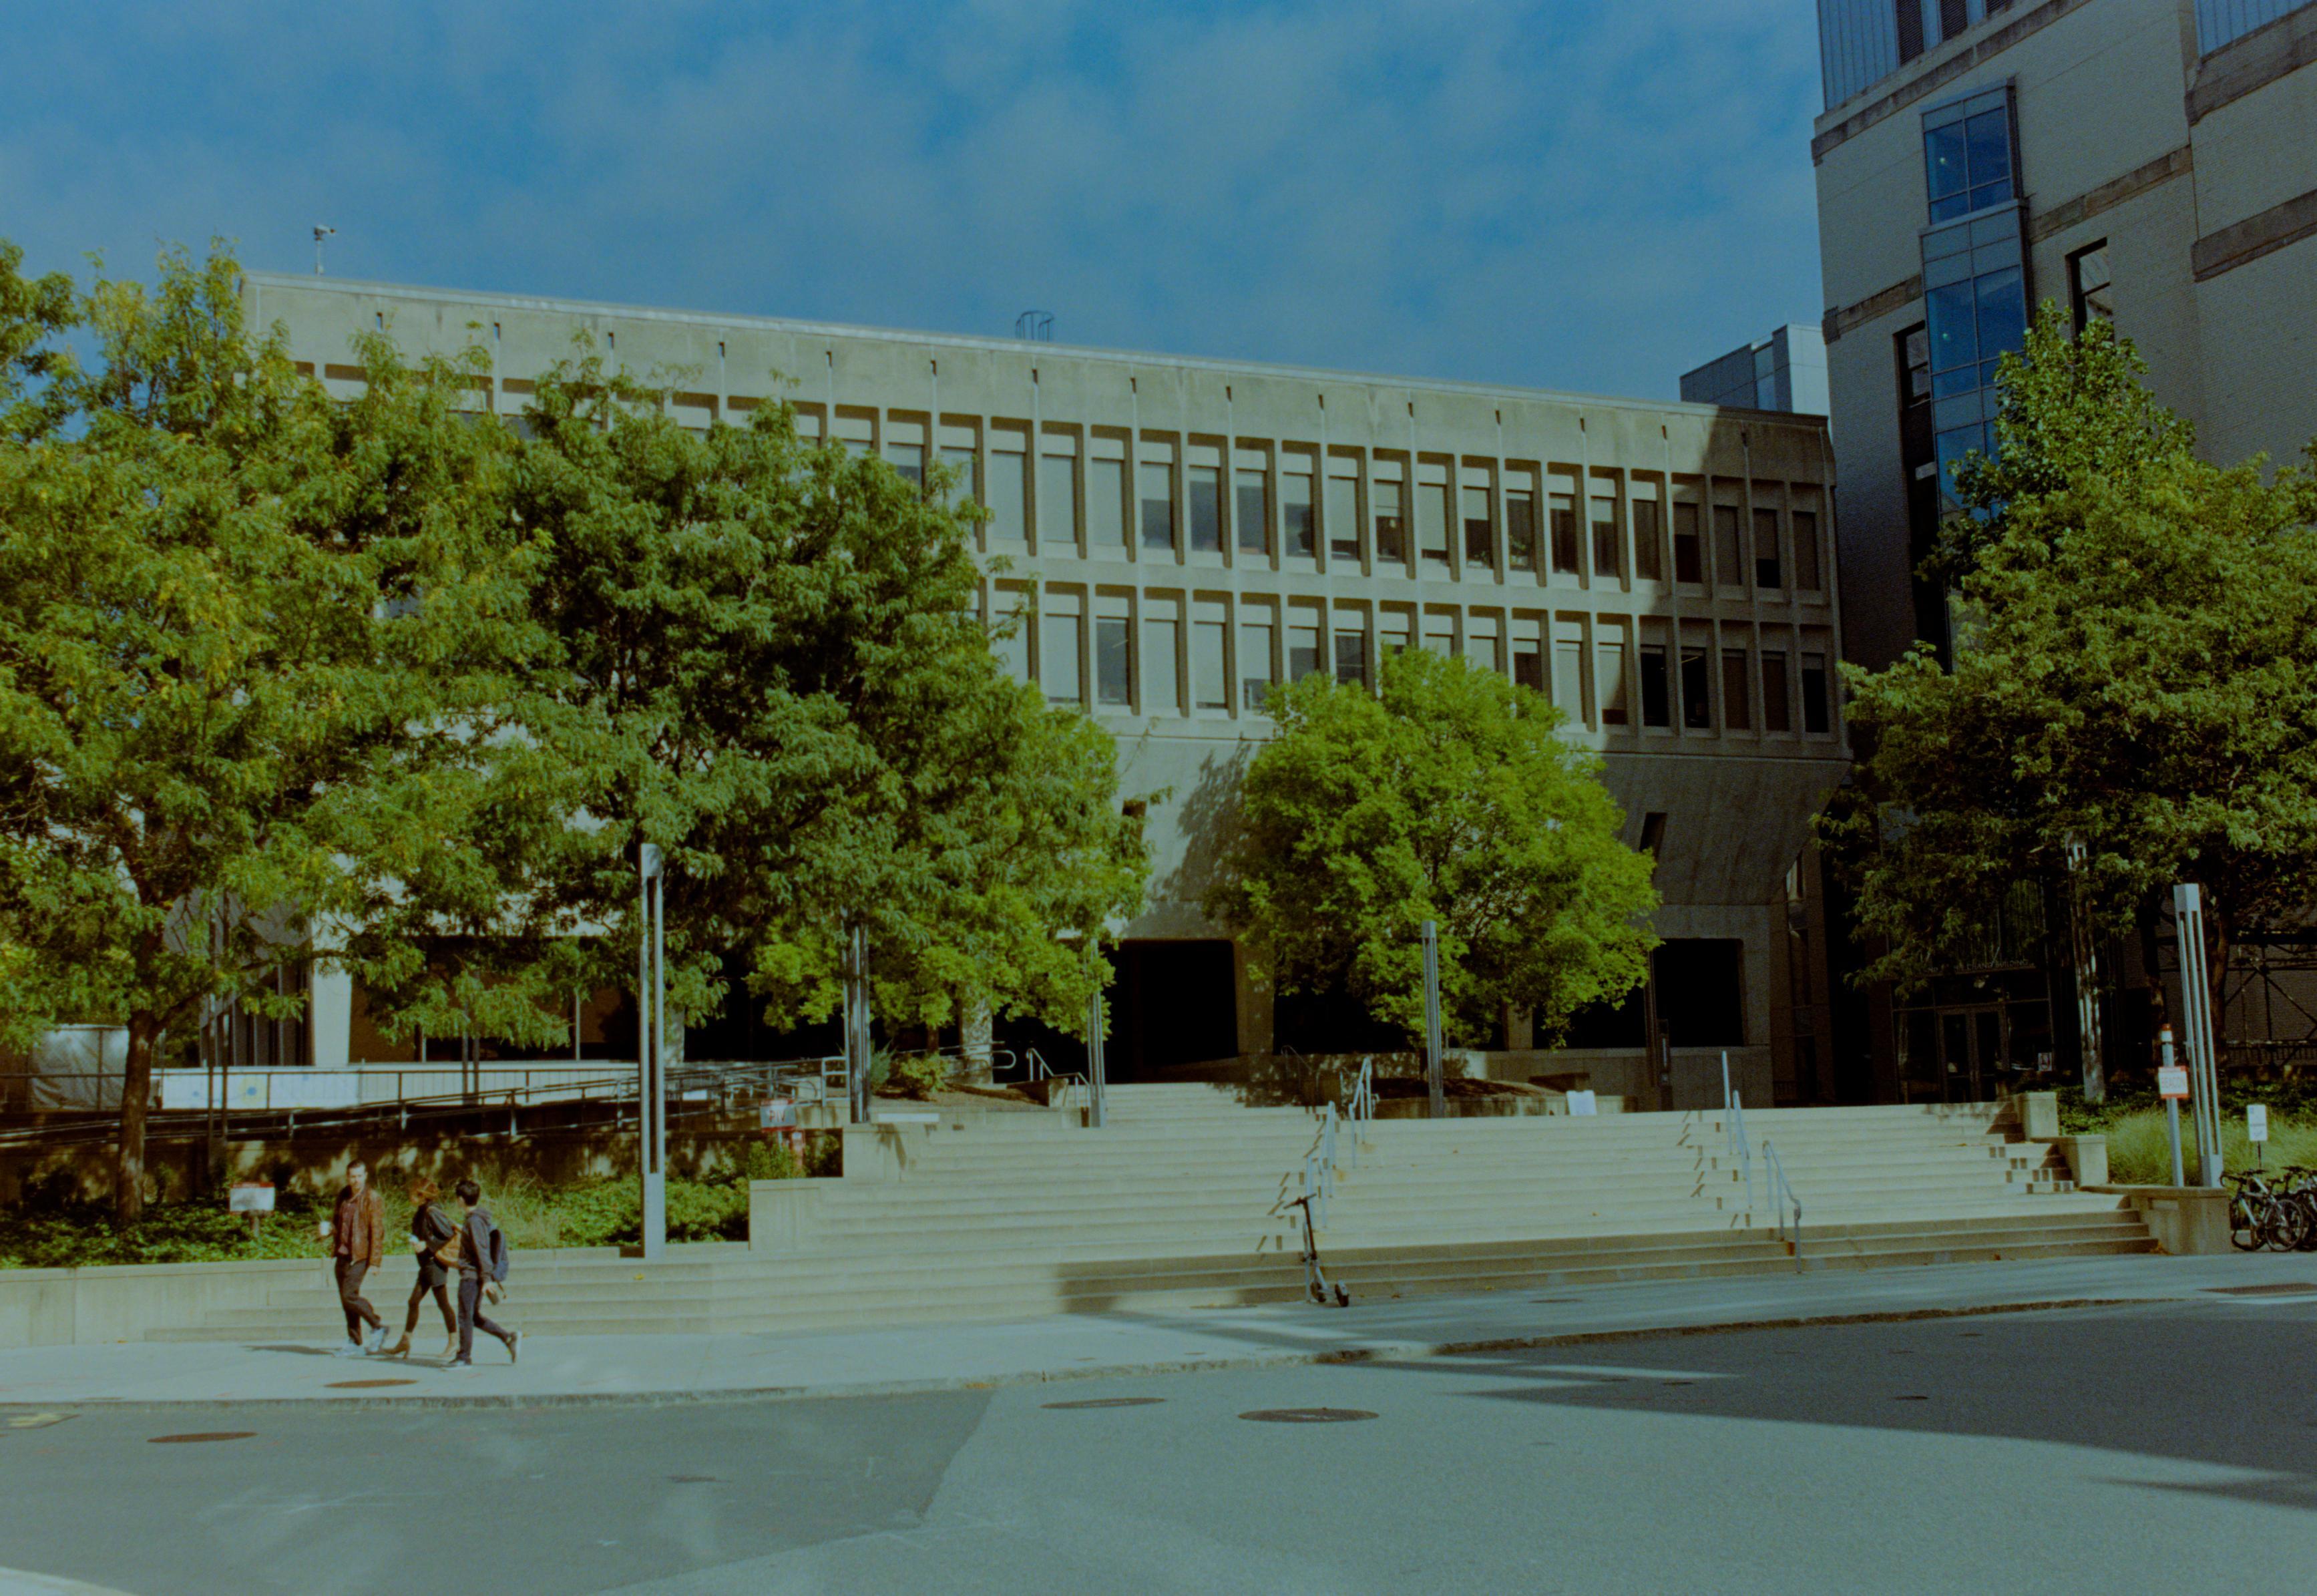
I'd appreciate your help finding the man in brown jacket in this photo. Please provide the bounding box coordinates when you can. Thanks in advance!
[326,1159,387,1356]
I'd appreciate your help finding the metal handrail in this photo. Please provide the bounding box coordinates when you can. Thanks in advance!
[1336,1058,1375,1168]
[1727,1088,1755,1215]
[1299,1102,1343,1229]
[1762,1140,1804,1265]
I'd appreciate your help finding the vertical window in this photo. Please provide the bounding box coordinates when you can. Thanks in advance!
[1640,644,1671,728]
[1042,612,1082,705]
[1597,642,1630,726]
[1193,619,1229,710]
[1333,628,1370,689]
[2069,240,2113,333]
[1327,473,1361,562]
[887,443,925,487]
[1550,493,1579,574]
[1673,502,1703,584]
[1462,487,1494,568]
[1144,616,1182,713]
[1591,496,1622,580]
[1381,610,1414,657]
[1287,614,1323,681]
[1418,481,1451,567]
[1373,481,1407,564]
[1721,648,1753,731]
[1088,456,1127,550]
[1236,468,1270,557]
[1041,453,1079,549]
[1712,506,1743,586]
[1096,616,1132,707]
[1139,461,1175,552]
[1422,612,1454,656]
[1802,652,1830,734]
[1794,509,1822,592]
[1553,640,1587,725]
[1512,638,1544,694]
[1506,487,1537,572]
[1283,467,1315,558]
[1924,96,2015,222]
[1761,650,1791,732]
[1240,614,1275,710]
[989,436,1029,543]
[1753,508,1782,589]
[941,445,979,508]
[994,599,1030,683]
[1466,628,1502,674]
[1633,500,1663,582]
[1681,645,1712,729]
[1189,465,1223,553]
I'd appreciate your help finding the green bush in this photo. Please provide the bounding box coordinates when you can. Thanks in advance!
[2097,1107,2317,1185]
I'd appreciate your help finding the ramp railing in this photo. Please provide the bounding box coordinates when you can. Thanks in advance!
[1762,1140,1804,1265]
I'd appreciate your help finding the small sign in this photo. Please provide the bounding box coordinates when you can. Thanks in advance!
[2157,1065,2190,1101]
[791,1078,826,1104]
[228,1183,276,1214]
[2248,1105,2269,1143]
[759,1099,796,1129]
[1566,1090,1599,1117]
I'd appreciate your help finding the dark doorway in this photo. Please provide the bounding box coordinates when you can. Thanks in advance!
[1104,940,1239,1079]
[1655,939,1747,1046]
[1274,973,1410,1056]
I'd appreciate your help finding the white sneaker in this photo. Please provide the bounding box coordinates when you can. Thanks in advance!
[331,1340,365,1358]
[365,1324,389,1354]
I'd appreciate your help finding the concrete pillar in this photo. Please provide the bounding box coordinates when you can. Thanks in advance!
[309,960,354,1069]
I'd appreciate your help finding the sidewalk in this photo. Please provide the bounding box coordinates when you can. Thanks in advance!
[0,1251,2308,1411]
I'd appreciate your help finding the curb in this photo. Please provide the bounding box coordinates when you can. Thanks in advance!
[0,1296,2160,1415]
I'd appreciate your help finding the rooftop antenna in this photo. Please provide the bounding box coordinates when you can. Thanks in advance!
[1014,309,1053,342]
[312,226,337,275]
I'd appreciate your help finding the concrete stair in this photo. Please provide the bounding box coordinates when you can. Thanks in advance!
[148,1088,2154,1342]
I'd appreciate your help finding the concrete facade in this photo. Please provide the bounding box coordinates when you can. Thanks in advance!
[1814,0,2317,672]
[241,274,1849,1094]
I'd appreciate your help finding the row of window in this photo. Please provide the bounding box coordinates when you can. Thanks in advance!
[1001,598,1836,739]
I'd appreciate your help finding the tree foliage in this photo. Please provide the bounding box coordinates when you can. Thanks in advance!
[1826,305,2317,1010]
[1207,647,1657,1046]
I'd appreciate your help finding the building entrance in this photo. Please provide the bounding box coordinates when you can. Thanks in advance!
[1900,1004,2009,1103]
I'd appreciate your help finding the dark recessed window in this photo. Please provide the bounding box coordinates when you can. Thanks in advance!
[1673,502,1703,584]
[1639,645,1671,728]
[1802,652,1831,735]
[1550,494,1580,574]
[1681,645,1712,730]
[2069,240,2114,333]
[1189,465,1223,553]
[1753,508,1783,590]
[1722,648,1753,731]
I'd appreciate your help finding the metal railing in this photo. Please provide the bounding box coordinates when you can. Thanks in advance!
[1762,1140,1804,1265]
[1722,1050,1755,1215]
[1300,1101,1343,1229]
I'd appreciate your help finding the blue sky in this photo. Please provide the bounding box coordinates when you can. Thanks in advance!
[1,1,1826,401]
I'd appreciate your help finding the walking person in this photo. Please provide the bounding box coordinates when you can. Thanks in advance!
[324,1159,388,1356]
[382,1177,458,1360]
[446,1177,520,1368]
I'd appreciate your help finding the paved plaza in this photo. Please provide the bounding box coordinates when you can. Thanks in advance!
[1,1257,2314,1593]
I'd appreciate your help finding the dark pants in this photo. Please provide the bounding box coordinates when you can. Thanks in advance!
[405,1259,455,1336]
[457,1273,510,1362]
[335,1259,382,1340]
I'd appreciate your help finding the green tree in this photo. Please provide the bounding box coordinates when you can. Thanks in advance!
[497,357,1146,1055]
[0,244,560,1218]
[1827,307,2317,1021]
[1207,646,1657,1046]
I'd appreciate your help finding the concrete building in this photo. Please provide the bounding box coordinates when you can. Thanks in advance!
[1812,0,2317,1099]
[241,272,1849,1105]
[1680,325,1832,416]
[1815,0,2317,671]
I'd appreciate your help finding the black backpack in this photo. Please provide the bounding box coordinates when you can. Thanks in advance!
[484,1217,511,1283]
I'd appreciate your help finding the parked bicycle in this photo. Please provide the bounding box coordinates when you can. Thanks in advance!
[2272,1166,2317,1253]
[2224,1169,2308,1252]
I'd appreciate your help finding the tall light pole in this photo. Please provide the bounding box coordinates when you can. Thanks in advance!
[638,844,666,1260]
[1086,986,1108,1130]
[2173,883,2226,1187]
[843,918,872,1125]
[1422,920,1445,1120]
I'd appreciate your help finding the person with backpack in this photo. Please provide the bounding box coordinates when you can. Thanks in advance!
[443,1177,520,1368]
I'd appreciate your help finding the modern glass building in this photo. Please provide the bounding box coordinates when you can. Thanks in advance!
[242,272,1850,1107]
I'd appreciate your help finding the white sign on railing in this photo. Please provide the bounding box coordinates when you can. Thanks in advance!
[1566,1090,1599,1117]
[2248,1104,2269,1143]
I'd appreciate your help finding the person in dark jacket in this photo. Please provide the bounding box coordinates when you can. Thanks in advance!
[383,1176,457,1360]
[324,1160,387,1356]
[447,1177,519,1368]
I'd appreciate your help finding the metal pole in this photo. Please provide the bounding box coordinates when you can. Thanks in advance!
[2160,1025,2185,1188]
[639,845,664,1261]
[2065,839,2106,1105]
[652,869,666,1243]
[2173,883,2226,1187]
[1422,920,1444,1120]
[1087,987,1107,1130]
[845,919,872,1125]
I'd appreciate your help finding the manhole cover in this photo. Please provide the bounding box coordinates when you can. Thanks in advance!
[326,1379,417,1390]
[1239,1408,1377,1424]
[2205,1282,2317,1297]
[150,1432,255,1444]
[1043,1398,1166,1410]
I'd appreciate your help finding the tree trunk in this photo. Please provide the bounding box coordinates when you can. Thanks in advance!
[114,1012,159,1223]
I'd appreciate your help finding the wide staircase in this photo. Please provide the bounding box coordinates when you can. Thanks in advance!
[151,1087,2153,1344]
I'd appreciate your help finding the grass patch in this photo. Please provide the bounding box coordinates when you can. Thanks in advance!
[0,1139,821,1270]
[2077,1105,2317,1185]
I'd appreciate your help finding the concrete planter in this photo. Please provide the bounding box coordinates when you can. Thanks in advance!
[2087,1185,2231,1254]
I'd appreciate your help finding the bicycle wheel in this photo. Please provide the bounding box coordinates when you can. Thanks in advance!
[2294,1191,2317,1252]
[2262,1195,2308,1252]
[2230,1192,2262,1251]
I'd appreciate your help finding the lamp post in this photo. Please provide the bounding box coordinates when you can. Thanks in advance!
[1422,920,1445,1120]
[2173,883,2226,1188]
[843,918,872,1125]
[1086,986,1108,1130]
[638,844,666,1261]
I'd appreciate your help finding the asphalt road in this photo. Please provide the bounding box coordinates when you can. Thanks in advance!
[3,1298,2314,1595]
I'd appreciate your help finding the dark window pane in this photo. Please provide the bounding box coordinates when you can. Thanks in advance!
[1550,495,1579,573]
[1591,498,1621,580]
[1753,508,1782,589]
[1139,462,1174,552]
[1633,500,1663,582]
[1802,653,1830,734]
[1925,122,1970,206]
[1713,505,1743,586]
[1722,648,1753,731]
[1640,644,1670,727]
[1926,279,1978,375]
[1673,503,1703,584]
[1374,481,1406,563]
[1681,645,1712,729]
[1902,327,1931,403]
[1283,474,1315,556]
[1964,108,2011,194]
[1506,492,1536,572]
[1096,617,1132,707]
[1236,471,1269,556]
[1974,266,2028,363]
[1189,466,1222,553]
[1794,510,1822,590]
[2071,242,2114,331]
[1761,650,1792,733]
[1462,486,1493,566]
[1334,630,1370,689]
[1512,644,1543,694]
